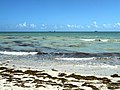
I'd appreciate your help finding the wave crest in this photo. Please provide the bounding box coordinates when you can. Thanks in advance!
[0,51,38,56]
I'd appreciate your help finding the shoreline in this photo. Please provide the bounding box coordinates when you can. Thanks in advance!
[0,61,120,90]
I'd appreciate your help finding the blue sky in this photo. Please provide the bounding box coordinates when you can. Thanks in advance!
[0,0,120,31]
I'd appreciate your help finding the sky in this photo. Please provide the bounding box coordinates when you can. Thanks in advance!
[0,0,120,31]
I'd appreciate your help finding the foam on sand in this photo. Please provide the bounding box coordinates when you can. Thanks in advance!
[55,57,95,60]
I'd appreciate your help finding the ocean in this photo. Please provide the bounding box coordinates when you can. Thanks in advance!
[0,32,120,76]
[0,32,120,53]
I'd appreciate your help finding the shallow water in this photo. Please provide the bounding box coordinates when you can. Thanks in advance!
[0,32,120,76]
[0,32,120,53]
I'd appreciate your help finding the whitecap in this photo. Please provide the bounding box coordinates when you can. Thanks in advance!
[81,39,109,42]
[100,39,108,42]
[81,39,95,42]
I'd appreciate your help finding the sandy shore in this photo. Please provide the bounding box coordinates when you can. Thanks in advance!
[0,61,120,90]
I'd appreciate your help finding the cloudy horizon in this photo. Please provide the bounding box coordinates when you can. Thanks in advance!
[0,0,120,32]
[0,21,120,32]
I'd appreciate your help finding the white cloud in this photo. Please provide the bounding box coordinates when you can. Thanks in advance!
[111,22,120,29]
[115,22,120,26]
[17,22,27,27]
[103,24,106,27]
[17,22,36,29]
[18,24,22,27]
[41,24,45,27]
[102,24,110,29]
[90,21,98,28]
[14,22,120,30]
[66,24,79,29]
[87,25,90,28]
[30,24,36,28]
[93,21,96,25]
[67,24,71,28]
[40,24,47,29]
[93,21,98,28]
[54,25,58,29]
[23,22,27,27]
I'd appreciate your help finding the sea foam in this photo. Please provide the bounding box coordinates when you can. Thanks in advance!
[81,39,109,42]
[81,39,95,42]
[55,57,95,60]
[0,51,37,56]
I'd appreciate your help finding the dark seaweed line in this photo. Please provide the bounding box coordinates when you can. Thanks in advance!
[37,52,120,58]
[0,66,120,90]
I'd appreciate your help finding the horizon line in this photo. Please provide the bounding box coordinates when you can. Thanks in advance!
[0,31,120,33]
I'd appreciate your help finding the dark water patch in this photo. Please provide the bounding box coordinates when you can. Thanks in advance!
[22,36,31,39]
[4,36,17,39]
[35,47,74,53]
[1,42,10,44]
[42,37,47,40]
[2,47,12,51]
[13,41,23,44]
[68,44,80,47]
[18,43,34,47]
[13,41,35,47]
[0,45,13,51]
[96,53,120,57]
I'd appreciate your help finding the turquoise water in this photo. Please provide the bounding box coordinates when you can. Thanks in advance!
[0,32,120,76]
[0,32,120,53]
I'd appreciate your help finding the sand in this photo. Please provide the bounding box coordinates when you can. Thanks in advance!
[0,61,120,90]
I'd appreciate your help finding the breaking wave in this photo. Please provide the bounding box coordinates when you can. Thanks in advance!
[0,51,38,56]
[81,39,109,42]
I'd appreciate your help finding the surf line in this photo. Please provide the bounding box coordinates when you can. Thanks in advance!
[0,51,38,56]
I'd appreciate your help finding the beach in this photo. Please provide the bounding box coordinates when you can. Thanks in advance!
[0,32,120,90]
[0,59,120,90]
[1,0,120,89]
